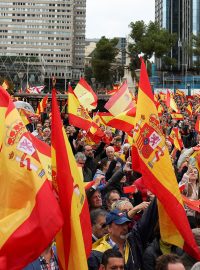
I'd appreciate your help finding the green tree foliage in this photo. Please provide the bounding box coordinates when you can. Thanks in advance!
[128,21,177,74]
[91,36,119,85]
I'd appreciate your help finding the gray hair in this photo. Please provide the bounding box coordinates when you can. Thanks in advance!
[90,209,108,226]
[75,152,86,162]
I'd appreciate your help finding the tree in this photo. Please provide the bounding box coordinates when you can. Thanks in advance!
[128,21,177,76]
[91,36,119,86]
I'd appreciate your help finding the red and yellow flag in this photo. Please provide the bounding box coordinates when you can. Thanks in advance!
[169,127,184,151]
[171,113,184,120]
[51,89,91,270]
[36,95,48,115]
[185,103,192,116]
[0,87,63,270]
[68,85,93,131]
[195,116,200,134]
[166,90,179,112]
[104,82,133,116]
[2,80,9,90]
[73,78,97,111]
[105,107,136,135]
[132,59,200,260]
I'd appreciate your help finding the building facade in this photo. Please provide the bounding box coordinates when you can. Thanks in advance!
[155,0,200,72]
[0,0,86,90]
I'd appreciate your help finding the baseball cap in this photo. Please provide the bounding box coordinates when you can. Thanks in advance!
[106,209,131,225]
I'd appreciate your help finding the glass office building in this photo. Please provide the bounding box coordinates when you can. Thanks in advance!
[155,0,200,71]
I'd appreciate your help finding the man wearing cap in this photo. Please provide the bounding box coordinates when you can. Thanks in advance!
[88,199,157,270]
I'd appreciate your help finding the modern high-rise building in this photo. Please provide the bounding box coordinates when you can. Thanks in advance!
[0,0,86,90]
[155,0,200,72]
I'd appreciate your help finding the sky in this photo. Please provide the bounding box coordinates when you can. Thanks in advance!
[86,0,155,39]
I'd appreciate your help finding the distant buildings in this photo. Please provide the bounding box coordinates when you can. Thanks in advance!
[155,0,200,72]
[0,0,86,90]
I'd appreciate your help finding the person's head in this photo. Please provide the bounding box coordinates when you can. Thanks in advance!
[44,119,50,128]
[90,209,108,239]
[155,254,185,270]
[105,190,120,211]
[188,166,199,184]
[75,152,86,168]
[192,228,200,249]
[111,200,133,212]
[100,249,124,270]
[43,127,51,138]
[97,158,109,173]
[36,123,43,132]
[87,189,102,210]
[106,146,115,160]
[84,145,94,158]
[106,209,130,244]
[122,143,130,155]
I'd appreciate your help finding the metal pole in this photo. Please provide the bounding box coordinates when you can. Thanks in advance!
[26,57,29,88]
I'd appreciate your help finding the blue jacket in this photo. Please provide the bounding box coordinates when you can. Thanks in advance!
[23,246,58,270]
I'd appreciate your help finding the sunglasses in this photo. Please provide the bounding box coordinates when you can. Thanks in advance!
[96,223,107,229]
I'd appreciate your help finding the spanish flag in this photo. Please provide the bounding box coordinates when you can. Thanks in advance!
[73,78,97,111]
[105,107,136,135]
[171,113,184,120]
[36,95,48,115]
[166,90,179,112]
[68,85,92,131]
[169,127,184,151]
[0,87,63,270]
[51,89,91,270]
[195,116,200,134]
[104,81,133,116]
[185,103,192,116]
[132,59,200,260]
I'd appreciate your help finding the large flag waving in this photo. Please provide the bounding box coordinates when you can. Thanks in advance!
[68,85,93,131]
[51,89,91,270]
[104,81,134,116]
[0,87,63,270]
[73,78,97,111]
[36,95,48,115]
[132,59,200,260]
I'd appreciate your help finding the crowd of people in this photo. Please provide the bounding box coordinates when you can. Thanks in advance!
[21,91,200,270]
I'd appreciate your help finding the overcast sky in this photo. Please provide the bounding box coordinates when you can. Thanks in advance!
[86,0,155,39]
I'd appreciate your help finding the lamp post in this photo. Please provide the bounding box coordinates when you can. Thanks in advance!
[18,72,24,92]
[162,72,167,92]
[91,77,96,91]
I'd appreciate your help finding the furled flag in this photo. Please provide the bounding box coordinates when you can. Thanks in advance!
[36,95,48,115]
[51,89,91,270]
[0,87,63,270]
[68,85,93,131]
[169,127,184,151]
[73,78,97,111]
[26,85,45,94]
[195,115,200,134]
[104,81,134,116]
[132,58,200,260]
[166,90,179,112]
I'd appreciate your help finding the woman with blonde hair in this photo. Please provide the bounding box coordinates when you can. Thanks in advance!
[179,165,200,228]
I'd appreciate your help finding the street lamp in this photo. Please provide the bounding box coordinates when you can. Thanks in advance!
[91,77,96,91]
[18,72,24,92]
[162,72,167,92]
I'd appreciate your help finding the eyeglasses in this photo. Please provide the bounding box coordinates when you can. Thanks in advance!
[96,223,107,229]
